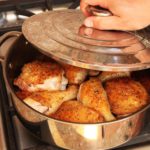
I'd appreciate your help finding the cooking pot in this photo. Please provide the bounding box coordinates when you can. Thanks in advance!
[0,31,149,150]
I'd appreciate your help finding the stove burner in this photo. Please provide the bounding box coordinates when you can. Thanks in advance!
[0,0,78,35]
[0,13,6,27]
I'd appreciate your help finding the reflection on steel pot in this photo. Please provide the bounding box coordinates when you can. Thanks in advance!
[0,32,149,150]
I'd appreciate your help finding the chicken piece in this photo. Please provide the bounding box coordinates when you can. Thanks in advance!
[132,70,150,93]
[51,100,104,123]
[61,63,88,84]
[88,70,100,76]
[99,71,130,82]
[16,91,48,114]
[104,78,149,116]
[14,60,68,92]
[16,90,32,100]
[78,78,115,121]
[23,85,78,115]
[24,98,49,114]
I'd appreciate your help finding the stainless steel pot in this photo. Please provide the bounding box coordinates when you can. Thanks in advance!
[0,31,150,150]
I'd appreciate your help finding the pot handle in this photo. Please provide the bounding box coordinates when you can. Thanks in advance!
[0,31,21,61]
[0,31,21,45]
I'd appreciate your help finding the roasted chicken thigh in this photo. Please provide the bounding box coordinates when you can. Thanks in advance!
[104,78,149,115]
[14,60,68,92]
[78,78,115,121]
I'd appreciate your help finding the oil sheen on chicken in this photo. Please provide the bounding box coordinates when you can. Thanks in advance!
[14,60,68,92]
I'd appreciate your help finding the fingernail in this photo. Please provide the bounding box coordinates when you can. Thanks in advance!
[84,28,93,36]
[84,19,93,27]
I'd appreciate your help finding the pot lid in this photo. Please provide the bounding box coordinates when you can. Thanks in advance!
[22,10,150,71]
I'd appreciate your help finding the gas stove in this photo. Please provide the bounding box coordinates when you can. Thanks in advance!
[0,1,150,150]
[0,0,79,35]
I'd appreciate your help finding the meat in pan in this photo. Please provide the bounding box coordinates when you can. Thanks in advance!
[99,71,130,82]
[51,100,104,123]
[78,78,115,121]
[14,60,68,92]
[104,77,149,116]
[61,63,88,84]
[14,58,150,123]
[23,85,78,115]
[16,90,32,100]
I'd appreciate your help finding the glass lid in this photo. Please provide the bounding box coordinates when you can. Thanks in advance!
[22,10,150,71]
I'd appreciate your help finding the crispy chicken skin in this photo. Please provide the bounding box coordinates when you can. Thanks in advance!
[78,78,115,121]
[104,78,149,115]
[61,63,88,84]
[23,85,78,114]
[51,100,104,123]
[14,60,68,92]
[16,90,32,100]
[99,71,130,82]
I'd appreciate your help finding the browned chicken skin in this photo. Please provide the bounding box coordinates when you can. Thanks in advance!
[51,100,104,123]
[14,60,68,92]
[23,85,78,114]
[78,78,115,121]
[16,90,32,100]
[99,71,130,82]
[104,77,149,116]
[61,63,88,84]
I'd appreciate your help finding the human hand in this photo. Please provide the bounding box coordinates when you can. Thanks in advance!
[80,0,150,31]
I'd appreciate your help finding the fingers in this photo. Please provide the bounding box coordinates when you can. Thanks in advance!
[80,0,108,16]
[83,16,129,31]
[80,0,90,16]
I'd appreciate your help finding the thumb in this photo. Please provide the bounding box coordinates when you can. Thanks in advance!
[84,16,127,31]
